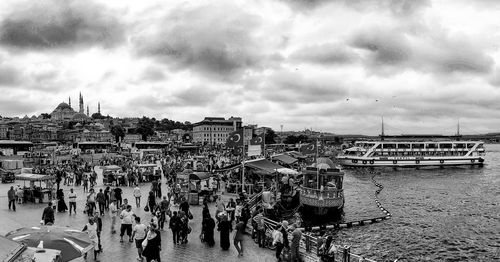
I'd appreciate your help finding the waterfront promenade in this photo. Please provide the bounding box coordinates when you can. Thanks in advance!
[0,166,277,262]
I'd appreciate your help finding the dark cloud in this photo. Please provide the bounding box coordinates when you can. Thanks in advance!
[282,0,430,15]
[0,0,124,50]
[0,64,21,85]
[289,43,359,65]
[351,28,412,68]
[134,4,264,81]
[350,26,494,75]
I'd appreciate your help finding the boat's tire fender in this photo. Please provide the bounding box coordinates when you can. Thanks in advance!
[362,160,367,164]
[393,160,397,164]
[440,160,444,164]
[471,159,475,163]
[369,160,374,165]
[415,160,420,164]
[352,159,358,164]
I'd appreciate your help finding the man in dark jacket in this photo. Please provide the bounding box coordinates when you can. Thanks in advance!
[42,202,55,225]
[96,189,106,216]
[169,211,181,245]
[8,186,16,211]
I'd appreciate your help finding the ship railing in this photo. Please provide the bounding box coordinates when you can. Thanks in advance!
[260,217,376,262]
[300,187,343,199]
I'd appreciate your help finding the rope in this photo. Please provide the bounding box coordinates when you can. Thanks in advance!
[371,170,392,218]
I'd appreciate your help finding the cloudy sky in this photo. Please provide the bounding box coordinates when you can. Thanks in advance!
[1,0,500,135]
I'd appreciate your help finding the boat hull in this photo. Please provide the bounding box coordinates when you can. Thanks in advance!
[338,157,485,168]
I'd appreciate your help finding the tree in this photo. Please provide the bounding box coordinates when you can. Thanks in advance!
[265,129,277,144]
[110,124,125,143]
[91,113,106,119]
[136,117,155,141]
[40,113,51,119]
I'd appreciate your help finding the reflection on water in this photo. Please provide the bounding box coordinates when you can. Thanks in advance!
[336,144,500,261]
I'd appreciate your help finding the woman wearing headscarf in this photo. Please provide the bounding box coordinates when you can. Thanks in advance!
[217,212,232,250]
[142,223,162,262]
[56,188,68,212]
[202,205,216,247]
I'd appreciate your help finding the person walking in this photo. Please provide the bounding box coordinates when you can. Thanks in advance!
[68,188,77,215]
[227,198,236,222]
[157,196,169,231]
[169,211,181,245]
[147,191,156,213]
[215,197,225,222]
[114,187,123,208]
[120,205,134,242]
[8,186,16,211]
[82,174,88,193]
[254,209,266,247]
[217,212,232,251]
[82,217,100,260]
[202,209,216,247]
[86,188,96,217]
[42,202,55,225]
[109,200,118,234]
[93,212,103,251]
[142,224,162,262]
[56,189,68,212]
[132,216,147,261]
[290,224,302,262]
[234,219,245,257]
[96,189,106,216]
[133,186,141,208]
[104,186,110,210]
[273,224,284,261]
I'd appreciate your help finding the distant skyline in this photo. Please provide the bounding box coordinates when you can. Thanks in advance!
[1,0,500,135]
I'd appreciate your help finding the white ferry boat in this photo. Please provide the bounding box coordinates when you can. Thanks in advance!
[338,138,485,167]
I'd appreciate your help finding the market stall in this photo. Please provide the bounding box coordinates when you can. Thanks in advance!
[136,164,160,182]
[101,165,124,186]
[15,173,55,203]
[187,172,215,204]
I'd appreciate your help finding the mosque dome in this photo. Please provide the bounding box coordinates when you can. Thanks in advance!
[55,102,73,111]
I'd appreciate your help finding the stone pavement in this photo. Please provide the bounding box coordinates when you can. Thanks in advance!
[0,166,277,262]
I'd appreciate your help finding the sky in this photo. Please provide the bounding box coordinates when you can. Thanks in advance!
[1,0,500,135]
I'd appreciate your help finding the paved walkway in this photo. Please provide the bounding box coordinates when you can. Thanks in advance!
[0,166,276,262]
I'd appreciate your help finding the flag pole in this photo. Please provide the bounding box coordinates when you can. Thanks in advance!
[242,144,245,194]
[316,138,319,190]
[263,129,267,159]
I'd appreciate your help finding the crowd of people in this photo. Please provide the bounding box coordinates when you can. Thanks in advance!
[6,144,315,262]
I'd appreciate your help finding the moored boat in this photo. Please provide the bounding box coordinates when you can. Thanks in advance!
[299,158,344,222]
[337,139,485,168]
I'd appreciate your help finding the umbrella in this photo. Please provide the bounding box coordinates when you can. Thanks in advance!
[276,168,299,176]
[6,226,93,262]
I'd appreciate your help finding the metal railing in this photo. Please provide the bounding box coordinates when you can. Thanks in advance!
[300,187,343,199]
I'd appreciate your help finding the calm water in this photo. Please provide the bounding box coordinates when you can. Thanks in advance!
[337,144,500,261]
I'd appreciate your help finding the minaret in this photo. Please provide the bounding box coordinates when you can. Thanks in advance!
[79,92,84,113]
[87,105,89,117]
[98,102,101,114]
[68,97,71,107]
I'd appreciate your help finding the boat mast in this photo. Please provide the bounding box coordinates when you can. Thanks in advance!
[381,116,385,141]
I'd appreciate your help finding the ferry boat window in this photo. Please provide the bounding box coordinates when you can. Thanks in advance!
[375,144,382,149]
[476,144,484,149]
[467,143,474,148]
[440,143,452,149]
[412,143,424,149]
[398,144,411,149]
[454,143,465,149]
[383,143,396,149]
[426,143,438,149]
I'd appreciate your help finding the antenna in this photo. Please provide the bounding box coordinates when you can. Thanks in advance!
[457,119,460,136]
